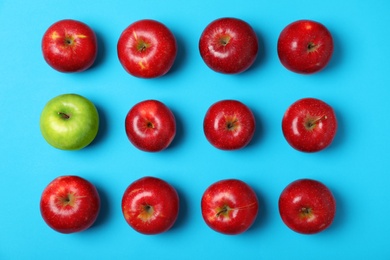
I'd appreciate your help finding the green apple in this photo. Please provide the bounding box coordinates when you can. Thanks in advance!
[40,94,99,150]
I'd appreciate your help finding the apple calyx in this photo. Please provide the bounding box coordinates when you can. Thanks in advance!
[304,115,327,130]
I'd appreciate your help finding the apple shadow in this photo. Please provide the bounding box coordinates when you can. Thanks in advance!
[246,187,270,233]
[89,184,111,231]
[169,185,189,232]
[89,30,107,71]
[163,31,187,78]
[165,108,185,151]
[324,186,345,234]
[87,104,109,150]
[321,28,343,74]
[323,105,345,152]
[241,28,267,74]
[245,107,263,149]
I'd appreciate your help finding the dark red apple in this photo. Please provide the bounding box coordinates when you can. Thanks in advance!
[42,19,98,72]
[279,179,336,234]
[40,175,100,234]
[125,100,176,152]
[201,179,259,235]
[117,19,177,78]
[203,100,256,150]
[277,20,334,74]
[199,17,258,74]
[121,176,179,235]
[282,97,337,152]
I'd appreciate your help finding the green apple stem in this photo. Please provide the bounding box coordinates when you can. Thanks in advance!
[58,112,70,119]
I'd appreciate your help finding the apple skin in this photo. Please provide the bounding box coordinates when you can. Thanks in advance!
[203,100,256,150]
[40,93,99,150]
[277,20,334,74]
[121,176,179,235]
[117,19,177,78]
[282,97,337,152]
[125,100,176,152]
[278,179,336,234]
[42,19,98,73]
[199,17,258,74]
[40,175,100,234]
[201,179,259,235]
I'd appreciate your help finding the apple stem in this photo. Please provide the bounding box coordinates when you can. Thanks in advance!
[60,193,75,206]
[146,121,154,129]
[300,207,313,217]
[137,41,149,52]
[64,36,74,46]
[58,112,70,119]
[307,42,320,53]
[216,206,229,216]
[306,115,327,129]
[219,35,231,46]
[226,119,238,130]
[144,205,152,213]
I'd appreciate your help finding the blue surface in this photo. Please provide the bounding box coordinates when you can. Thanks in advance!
[1,0,389,259]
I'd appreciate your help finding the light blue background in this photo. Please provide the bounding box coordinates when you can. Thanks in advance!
[1,0,389,259]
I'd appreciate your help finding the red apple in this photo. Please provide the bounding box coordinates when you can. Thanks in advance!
[201,179,259,235]
[121,176,179,235]
[282,97,337,152]
[117,19,177,78]
[203,100,256,150]
[279,179,336,234]
[277,20,334,74]
[125,100,176,152]
[40,175,100,234]
[42,19,98,72]
[199,17,258,74]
